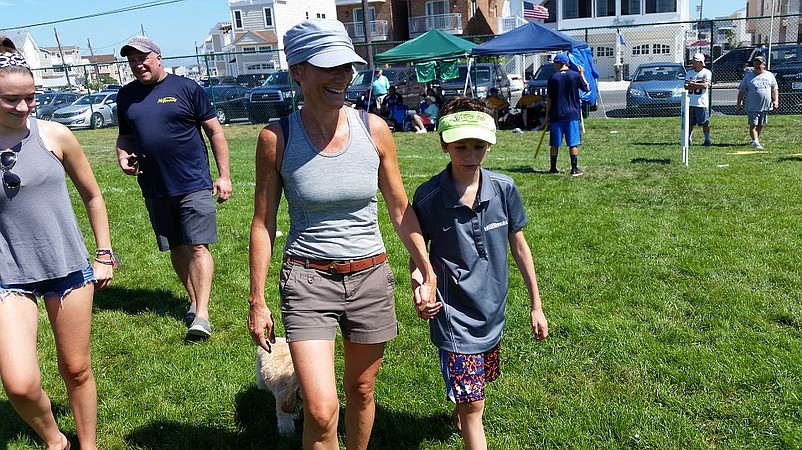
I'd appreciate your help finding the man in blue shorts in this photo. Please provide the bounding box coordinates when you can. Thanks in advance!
[684,53,712,146]
[543,52,590,176]
[115,36,233,339]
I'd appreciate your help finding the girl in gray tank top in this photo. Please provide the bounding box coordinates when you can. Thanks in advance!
[0,39,114,450]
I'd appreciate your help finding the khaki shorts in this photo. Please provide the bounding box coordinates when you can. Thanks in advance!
[279,258,398,344]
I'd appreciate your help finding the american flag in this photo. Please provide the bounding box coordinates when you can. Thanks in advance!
[523,1,549,20]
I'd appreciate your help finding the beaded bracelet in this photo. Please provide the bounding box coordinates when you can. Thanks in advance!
[95,248,120,268]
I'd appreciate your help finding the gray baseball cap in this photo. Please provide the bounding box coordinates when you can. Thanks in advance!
[283,19,366,68]
[120,36,161,57]
[753,55,766,64]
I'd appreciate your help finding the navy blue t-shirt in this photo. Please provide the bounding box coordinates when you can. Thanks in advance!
[547,69,585,123]
[117,74,216,198]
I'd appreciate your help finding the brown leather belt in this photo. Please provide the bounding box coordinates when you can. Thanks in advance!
[284,252,387,275]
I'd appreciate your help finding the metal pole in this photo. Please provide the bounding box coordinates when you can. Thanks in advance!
[768,0,777,69]
[361,0,374,71]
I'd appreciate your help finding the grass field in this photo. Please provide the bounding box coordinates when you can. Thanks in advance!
[1,115,801,449]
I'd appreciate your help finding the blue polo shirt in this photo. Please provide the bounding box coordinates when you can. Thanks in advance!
[412,164,528,354]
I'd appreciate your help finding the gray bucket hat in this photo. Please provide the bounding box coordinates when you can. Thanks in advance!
[121,36,161,57]
[283,19,367,68]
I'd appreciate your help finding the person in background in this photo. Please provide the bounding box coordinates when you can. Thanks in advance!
[116,36,232,340]
[484,87,509,126]
[736,55,779,150]
[0,38,114,450]
[247,19,437,450]
[684,53,713,146]
[355,86,378,115]
[413,95,439,133]
[543,52,590,176]
[371,69,390,111]
[380,85,404,116]
[515,85,546,130]
[410,96,548,450]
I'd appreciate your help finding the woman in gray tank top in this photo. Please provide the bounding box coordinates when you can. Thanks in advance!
[0,39,114,450]
[247,20,437,449]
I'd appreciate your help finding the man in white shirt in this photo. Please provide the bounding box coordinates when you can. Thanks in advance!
[684,53,713,146]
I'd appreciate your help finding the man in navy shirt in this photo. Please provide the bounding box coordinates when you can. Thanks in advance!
[543,52,590,176]
[116,36,232,340]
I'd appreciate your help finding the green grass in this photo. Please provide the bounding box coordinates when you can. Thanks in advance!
[2,116,801,449]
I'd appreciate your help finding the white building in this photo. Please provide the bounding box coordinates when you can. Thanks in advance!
[501,0,696,79]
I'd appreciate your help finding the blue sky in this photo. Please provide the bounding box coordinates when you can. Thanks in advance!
[0,0,748,58]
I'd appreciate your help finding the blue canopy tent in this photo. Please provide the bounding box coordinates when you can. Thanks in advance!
[471,22,599,108]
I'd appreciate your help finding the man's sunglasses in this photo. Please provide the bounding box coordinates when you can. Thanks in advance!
[1,149,21,190]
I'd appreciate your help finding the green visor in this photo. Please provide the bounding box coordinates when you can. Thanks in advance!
[438,111,497,144]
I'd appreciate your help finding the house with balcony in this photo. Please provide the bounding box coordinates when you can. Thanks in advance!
[747,0,800,45]
[335,0,404,43]
[226,0,337,72]
[84,54,123,85]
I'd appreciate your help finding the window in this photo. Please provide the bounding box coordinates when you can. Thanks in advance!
[595,46,614,57]
[543,0,556,22]
[653,44,670,54]
[562,0,592,19]
[317,13,326,18]
[263,7,273,27]
[258,46,272,52]
[646,0,675,13]
[426,0,448,16]
[243,47,256,53]
[233,10,243,29]
[596,0,615,16]
[632,44,650,55]
[354,7,377,34]
[622,0,640,15]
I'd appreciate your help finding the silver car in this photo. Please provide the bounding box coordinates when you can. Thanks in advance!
[52,91,117,129]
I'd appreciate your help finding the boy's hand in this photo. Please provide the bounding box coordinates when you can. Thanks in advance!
[531,308,548,341]
[414,285,442,320]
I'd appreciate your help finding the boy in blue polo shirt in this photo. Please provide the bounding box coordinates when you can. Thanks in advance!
[410,97,549,450]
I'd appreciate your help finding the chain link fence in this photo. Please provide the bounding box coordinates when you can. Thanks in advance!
[30,13,802,128]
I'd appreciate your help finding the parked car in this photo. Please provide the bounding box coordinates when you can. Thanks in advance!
[439,62,511,101]
[104,84,123,91]
[247,71,303,123]
[527,62,556,97]
[35,91,80,121]
[204,84,251,124]
[508,73,525,92]
[711,47,760,83]
[346,66,426,107]
[625,62,686,111]
[236,73,270,88]
[52,91,117,129]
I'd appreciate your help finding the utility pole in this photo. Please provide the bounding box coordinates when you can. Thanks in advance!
[54,28,73,90]
[361,0,374,71]
[87,38,101,88]
[698,0,704,21]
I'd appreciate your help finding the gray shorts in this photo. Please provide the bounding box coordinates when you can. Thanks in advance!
[747,111,769,126]
[144,190,218,251]
[278,258,398,344]
[689,106,709,127]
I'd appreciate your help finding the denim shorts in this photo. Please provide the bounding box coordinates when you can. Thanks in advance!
[0,264,95,302]
[278,258,398,344]
[549,120,581,148]
[440,343,501,404]
[689,106,710,127]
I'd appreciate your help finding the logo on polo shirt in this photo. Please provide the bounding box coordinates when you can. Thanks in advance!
[484,220,507,232]
[157,96,177,104]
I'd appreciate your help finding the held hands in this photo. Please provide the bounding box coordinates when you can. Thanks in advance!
[530,308,549,341]
[248,300,276,352]
[412,276,441,320]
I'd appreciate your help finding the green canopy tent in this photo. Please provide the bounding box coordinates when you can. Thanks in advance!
[374,29,477,95]
[374,29,476,65]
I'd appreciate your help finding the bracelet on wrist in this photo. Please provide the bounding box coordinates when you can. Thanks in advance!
[94,249,120,268]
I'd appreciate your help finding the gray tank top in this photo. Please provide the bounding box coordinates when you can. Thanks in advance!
[0,119,89,284]
[281,108,386,260]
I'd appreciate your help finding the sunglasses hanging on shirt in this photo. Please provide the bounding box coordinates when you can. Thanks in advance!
[1,149,21,190]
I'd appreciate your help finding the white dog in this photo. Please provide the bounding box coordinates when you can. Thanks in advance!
[255,337,301,435]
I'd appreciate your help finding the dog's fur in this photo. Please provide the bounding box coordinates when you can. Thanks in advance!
[255,337,301,435]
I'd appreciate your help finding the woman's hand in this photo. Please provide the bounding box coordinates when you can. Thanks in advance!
[248,300,276,352]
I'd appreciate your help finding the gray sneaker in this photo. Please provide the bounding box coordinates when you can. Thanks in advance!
[187,317,212,339]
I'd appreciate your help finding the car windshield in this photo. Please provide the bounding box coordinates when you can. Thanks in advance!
[351,70,372,88]
[533,64,556,80]
[634,66,684,82]
[261,71,289,86]
[36,93,55,105]
[74,95,107,105]
[456,66,492,83]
